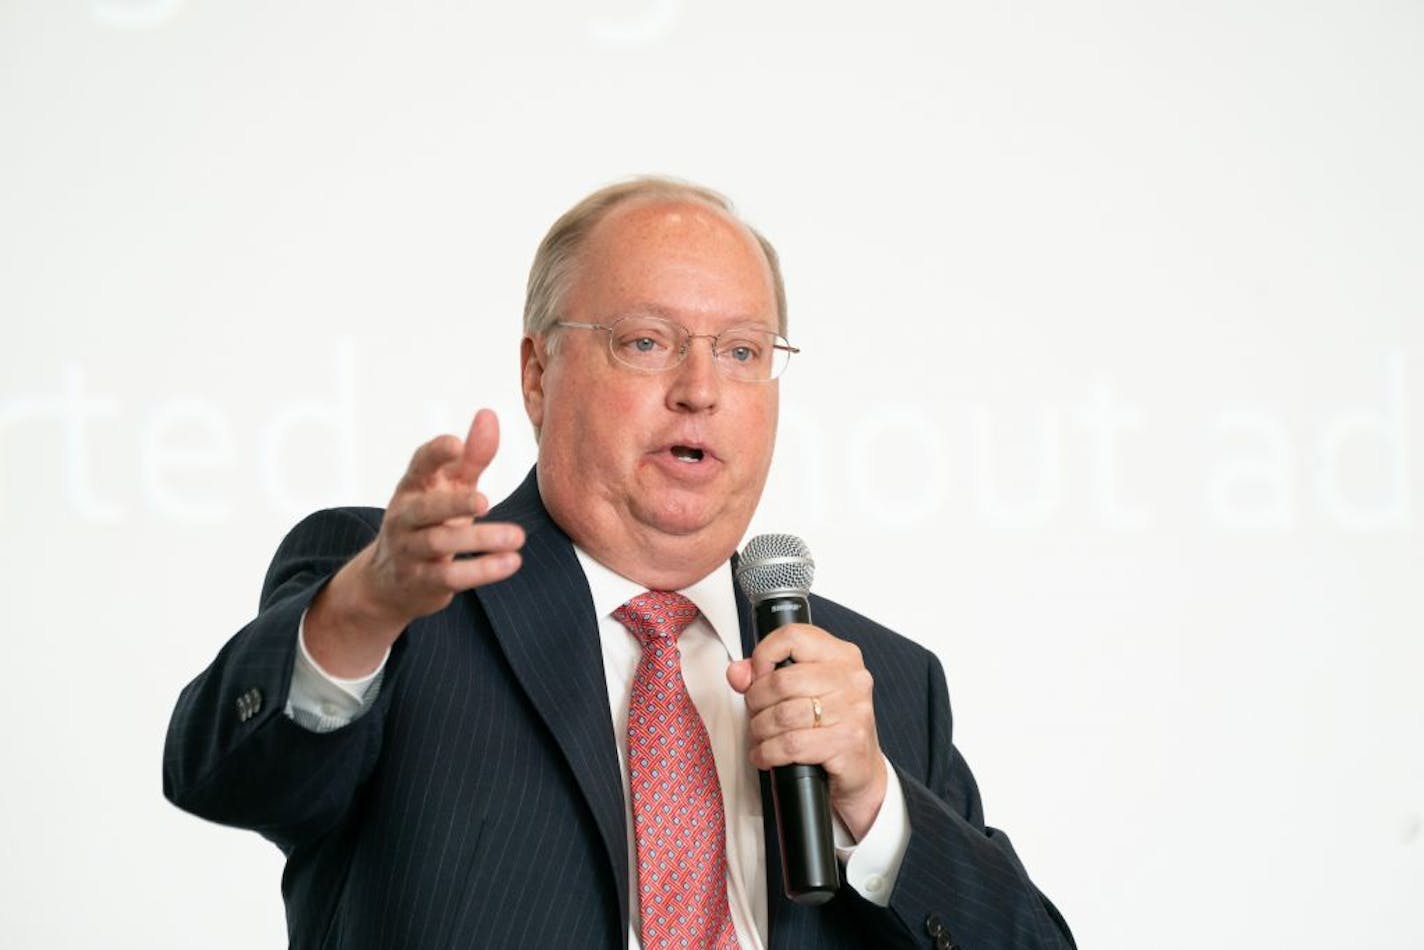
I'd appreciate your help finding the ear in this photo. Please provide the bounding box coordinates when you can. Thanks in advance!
[521,335,547,433]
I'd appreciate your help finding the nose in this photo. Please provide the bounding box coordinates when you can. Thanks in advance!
[666,335,720,412]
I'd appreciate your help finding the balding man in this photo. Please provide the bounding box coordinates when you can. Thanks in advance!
[164,178,1075,949]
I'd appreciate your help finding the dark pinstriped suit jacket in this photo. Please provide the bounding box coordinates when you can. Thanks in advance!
[164,469,1075,949]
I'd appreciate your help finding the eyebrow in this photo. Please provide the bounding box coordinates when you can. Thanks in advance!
[604,304,679,321]
[602,305,777,330]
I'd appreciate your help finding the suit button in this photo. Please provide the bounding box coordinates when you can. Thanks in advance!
[925,914,945,937]
[935,936,956,950]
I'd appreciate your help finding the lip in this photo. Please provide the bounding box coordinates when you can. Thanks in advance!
[644,438,722,481]
[659,437,717,460]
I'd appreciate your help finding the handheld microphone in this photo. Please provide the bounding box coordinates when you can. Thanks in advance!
[735,534,840,906]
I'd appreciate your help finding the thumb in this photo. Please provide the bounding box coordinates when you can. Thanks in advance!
[725,658,753,694]
[455,408,500,481]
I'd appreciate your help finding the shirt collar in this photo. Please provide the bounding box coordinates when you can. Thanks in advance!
[572,544,745,661]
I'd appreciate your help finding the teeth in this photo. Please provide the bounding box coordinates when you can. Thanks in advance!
[671,446,704,462]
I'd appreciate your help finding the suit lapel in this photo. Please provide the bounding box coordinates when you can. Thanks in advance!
[474,469,630,935]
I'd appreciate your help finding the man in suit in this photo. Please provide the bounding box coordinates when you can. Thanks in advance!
[164,177,1075,949]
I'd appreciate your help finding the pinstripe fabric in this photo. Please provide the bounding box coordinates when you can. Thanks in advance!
[164,468,1074,949]
[743,597,1077,950]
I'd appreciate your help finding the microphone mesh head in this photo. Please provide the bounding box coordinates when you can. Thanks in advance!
[736,533,815,602]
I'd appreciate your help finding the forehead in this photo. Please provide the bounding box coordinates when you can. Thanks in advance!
[567,198,778,328]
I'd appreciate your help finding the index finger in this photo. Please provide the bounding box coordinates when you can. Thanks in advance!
[750,623,838,677]
[400,433,466,490]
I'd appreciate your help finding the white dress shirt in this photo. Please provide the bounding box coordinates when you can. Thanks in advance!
[286,550,910,948]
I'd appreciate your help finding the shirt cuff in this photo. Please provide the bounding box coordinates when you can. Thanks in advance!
[832,756,910,907]
[283,608,389,733]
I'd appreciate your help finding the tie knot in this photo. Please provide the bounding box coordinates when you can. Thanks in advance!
[613,590,699,647]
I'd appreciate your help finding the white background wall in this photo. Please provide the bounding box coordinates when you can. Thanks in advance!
[2,1,1420,946]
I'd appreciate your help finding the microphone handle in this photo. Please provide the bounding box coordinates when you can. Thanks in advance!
[753,595,840,905]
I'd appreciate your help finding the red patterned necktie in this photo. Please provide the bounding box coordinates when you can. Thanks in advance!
[614,591,739,950]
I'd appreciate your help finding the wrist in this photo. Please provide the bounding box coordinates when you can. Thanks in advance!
[306,550,406,677]
[834,758,889,841]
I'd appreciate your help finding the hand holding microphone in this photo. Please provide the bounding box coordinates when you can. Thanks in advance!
[729,535,888,905]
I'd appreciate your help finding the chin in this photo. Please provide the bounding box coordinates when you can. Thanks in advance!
[642,503,717,538]
[634,486,732,535]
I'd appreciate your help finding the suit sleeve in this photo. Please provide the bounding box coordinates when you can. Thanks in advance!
[875,653,1076,949]
[161,507,396,855]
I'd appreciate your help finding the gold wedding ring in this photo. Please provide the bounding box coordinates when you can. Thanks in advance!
[810,696,823,727]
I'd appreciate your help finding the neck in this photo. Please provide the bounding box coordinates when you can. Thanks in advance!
[539,491,737,593]
[566,520,733,592]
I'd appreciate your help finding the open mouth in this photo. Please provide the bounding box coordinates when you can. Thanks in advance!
[670,445,705,463]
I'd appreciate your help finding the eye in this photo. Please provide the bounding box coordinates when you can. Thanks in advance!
[718,333,766,364]
[609,319,680,368]
[614,325,674,353]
